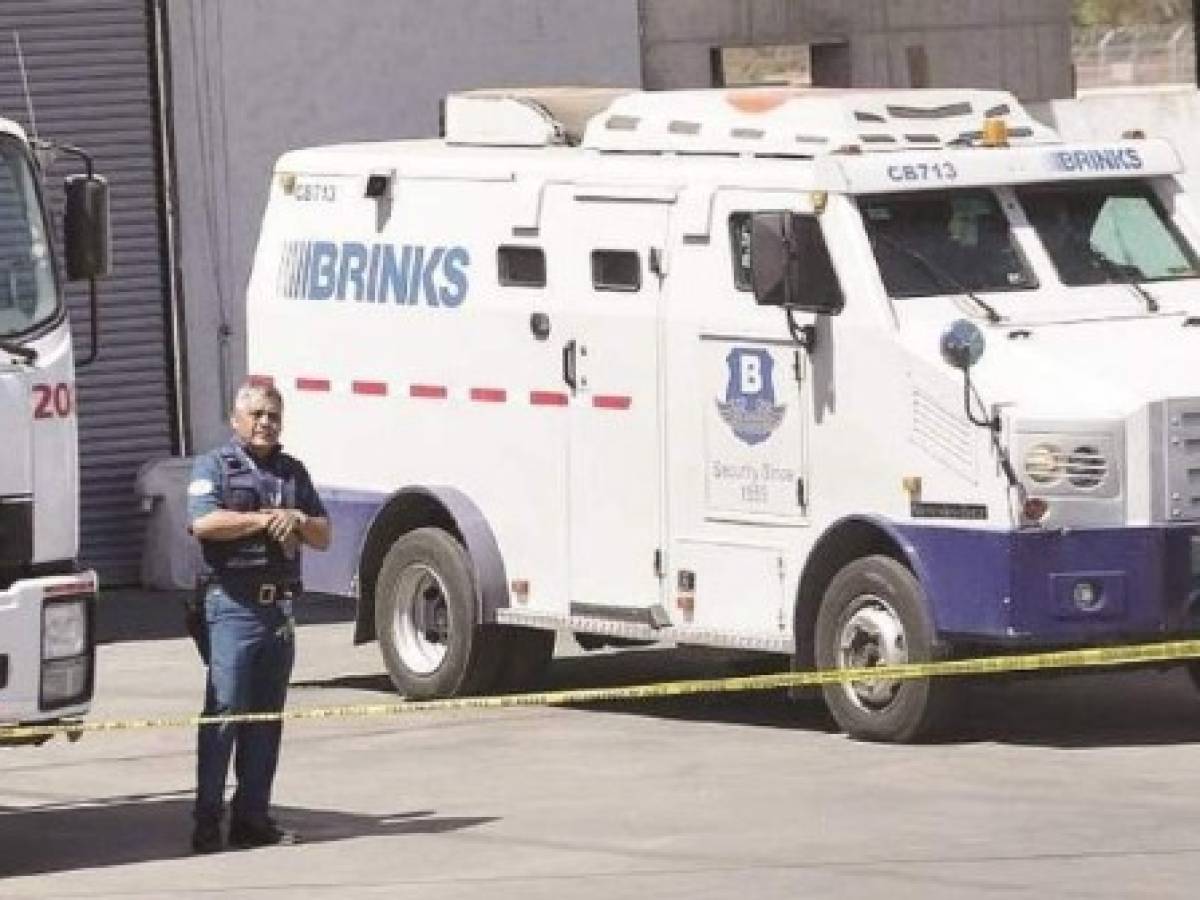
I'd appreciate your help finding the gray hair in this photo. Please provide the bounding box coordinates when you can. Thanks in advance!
[232,380,283,413]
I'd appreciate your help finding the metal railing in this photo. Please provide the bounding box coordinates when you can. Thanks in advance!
[1074,24,1196,89]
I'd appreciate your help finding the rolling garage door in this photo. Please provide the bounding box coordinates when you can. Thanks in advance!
[0,1,175,584]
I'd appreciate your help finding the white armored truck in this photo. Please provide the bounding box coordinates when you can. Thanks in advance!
[0,117,109,745]
[246,87,1200,741]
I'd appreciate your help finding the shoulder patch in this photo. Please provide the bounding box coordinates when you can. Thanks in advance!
[188,478,215,497]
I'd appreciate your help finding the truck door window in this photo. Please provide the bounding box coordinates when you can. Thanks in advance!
[1017,181,1199,285]
[859,190,1035,297]
[497,245,546,288]
[591,250,641,292]
[0,136,57,338]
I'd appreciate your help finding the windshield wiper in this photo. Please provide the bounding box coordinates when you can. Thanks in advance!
[1092,253,1159,314]
[870,230,1003,324]
[0,338,36,364]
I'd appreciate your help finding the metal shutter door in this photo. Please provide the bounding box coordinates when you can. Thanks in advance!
[0,0,174,584]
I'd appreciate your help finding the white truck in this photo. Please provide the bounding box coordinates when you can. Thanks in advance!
[0,118,109,745]
[246,86,1200,741]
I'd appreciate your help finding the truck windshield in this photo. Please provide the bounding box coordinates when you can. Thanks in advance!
[1016,180,1199,286]
[859,190,1035,298]
[0,134,57,339]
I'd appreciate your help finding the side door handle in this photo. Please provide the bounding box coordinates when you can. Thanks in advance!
[562,339,577,392]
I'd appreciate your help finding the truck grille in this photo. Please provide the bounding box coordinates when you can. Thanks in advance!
[0,495,32,566]
[1158,398,1200,523]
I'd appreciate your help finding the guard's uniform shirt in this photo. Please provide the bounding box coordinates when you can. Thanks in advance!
[187,439,327,585]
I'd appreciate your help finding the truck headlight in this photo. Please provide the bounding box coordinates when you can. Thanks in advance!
[1023,442,1063,485]
[43,599,87,659]
[41,657,89,705]
[1016,428,1120,498]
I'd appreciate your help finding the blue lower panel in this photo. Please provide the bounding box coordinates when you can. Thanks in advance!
[302,489,386,596]
[893,522,1199,643]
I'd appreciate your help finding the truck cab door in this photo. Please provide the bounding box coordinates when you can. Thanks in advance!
[542,186,672,620]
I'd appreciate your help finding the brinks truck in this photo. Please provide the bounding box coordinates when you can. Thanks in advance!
[245,87,1200,741]
[0,116,109,745]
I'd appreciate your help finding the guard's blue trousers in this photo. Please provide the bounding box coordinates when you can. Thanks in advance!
[194,584,294,826]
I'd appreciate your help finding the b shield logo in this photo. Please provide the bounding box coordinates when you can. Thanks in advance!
[277,240,470,307]
[716,348,786,446]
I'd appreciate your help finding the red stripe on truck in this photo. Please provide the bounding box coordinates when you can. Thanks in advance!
[529,391,568,406]
[470,388,507,403]
[409,384,448,399]
[352,380,388,396]
[296,377,331,392]
[593,395,632,410]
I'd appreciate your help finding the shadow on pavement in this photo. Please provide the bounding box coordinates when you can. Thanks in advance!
[554,663,1200,748]
[97,590,355,645]
[293,645,836,732]
[0,790,496,877]
[290,642,1200,747]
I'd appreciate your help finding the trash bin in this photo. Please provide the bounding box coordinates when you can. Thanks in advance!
[135,457,205,590]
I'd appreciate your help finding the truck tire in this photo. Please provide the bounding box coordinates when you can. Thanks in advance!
[814,555,951,742]
[374,527,502,699]
[494,627,556,693]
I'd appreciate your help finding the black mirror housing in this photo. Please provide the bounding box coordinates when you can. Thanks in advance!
[750,211,843,315]
[63,174,111,281]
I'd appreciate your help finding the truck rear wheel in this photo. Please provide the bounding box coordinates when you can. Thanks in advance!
[814,555,951,742]
[374,527,502,699]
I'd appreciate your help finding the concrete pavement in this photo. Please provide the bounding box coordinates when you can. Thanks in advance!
[2,590,1200,898]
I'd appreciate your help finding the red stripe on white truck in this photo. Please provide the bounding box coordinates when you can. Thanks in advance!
[529,391,568,406]
[593,395,632,410]
[410,384,448,399]
[352,380,388,396]
[256,375,632,411]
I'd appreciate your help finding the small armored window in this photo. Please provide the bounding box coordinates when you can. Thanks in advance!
[497,245,546,288]
[729,213,753,291]
[591,250,641,292]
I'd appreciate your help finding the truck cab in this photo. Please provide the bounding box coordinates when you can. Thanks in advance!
[0,119,109,744]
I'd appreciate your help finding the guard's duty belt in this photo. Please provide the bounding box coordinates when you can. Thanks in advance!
[210,576,301,606]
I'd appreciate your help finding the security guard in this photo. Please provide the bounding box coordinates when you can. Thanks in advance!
[186,381,331,853]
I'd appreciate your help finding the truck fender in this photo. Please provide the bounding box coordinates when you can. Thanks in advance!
[793,515,926,669]
[354,485,509,644]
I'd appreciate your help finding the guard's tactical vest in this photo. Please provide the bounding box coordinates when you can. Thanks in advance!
[199,441,302,582]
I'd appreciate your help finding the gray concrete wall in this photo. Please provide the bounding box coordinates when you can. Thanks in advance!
[640,0,1073,101]
[167,0,641,452]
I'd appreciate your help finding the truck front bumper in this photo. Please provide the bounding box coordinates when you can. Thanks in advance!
[893,523,1200,644]
[0,572,95,732]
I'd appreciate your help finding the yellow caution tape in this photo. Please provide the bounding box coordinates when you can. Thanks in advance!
[4,637,1200,743]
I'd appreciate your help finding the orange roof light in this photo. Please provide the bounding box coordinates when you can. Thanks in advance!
[980,117,1009,148]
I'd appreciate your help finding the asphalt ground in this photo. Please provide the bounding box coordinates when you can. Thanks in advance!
[3,589,1200,898]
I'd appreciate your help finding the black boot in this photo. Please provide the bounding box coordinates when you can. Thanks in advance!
[191,819,223,854]
[228,818,298,848]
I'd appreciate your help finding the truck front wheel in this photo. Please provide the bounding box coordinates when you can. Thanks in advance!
[814,555,951,742]
[374,527,502,699]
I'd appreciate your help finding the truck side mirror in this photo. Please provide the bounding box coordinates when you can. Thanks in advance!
[750,211,843,315]
[63,174,111,281]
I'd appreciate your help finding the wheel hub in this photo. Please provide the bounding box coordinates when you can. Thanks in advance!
[836,596,908,710]
[390,563,451,675]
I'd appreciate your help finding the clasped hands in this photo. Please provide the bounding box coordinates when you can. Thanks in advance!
[262,508,307,544]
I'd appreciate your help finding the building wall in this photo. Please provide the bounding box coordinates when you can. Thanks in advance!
[166,0,641,451]
[640,0,1074,101]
